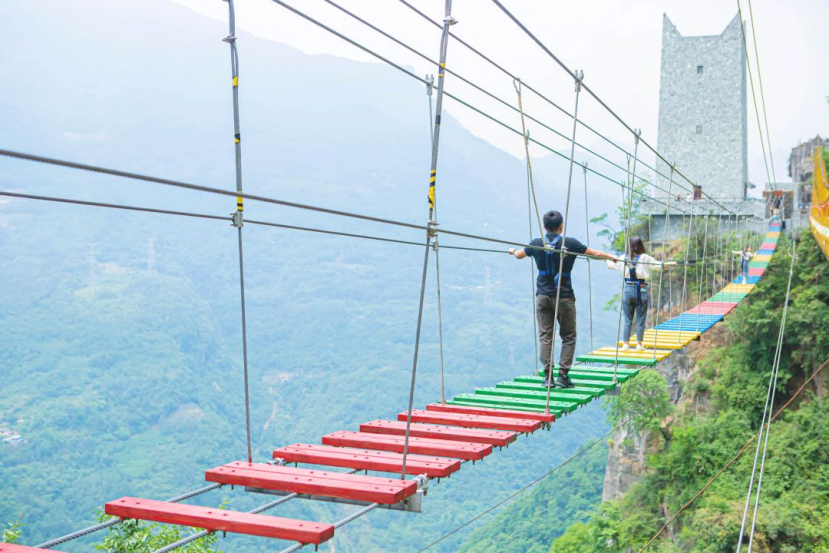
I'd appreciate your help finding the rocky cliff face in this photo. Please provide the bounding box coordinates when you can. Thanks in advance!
[601,321,729,501]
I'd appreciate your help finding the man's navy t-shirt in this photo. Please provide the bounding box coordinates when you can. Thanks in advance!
[524,233,588,298]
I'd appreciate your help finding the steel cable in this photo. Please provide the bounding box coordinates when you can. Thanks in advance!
[639,352,829,553]
[400,0,455,480]
[396,0,703,200]
[265,0,699,217]
[487,0,738,216]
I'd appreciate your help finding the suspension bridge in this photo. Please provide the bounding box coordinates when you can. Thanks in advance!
[0,1,818,552]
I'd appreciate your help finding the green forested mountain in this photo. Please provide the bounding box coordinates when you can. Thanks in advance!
[458,442,608,553]
[0,1,633,551]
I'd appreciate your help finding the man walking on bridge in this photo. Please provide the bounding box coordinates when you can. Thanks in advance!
[508,210,618,388]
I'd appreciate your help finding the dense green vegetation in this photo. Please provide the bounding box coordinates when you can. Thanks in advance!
[94,516,221,553]
[457,442,609,553]
[549,230,828,552]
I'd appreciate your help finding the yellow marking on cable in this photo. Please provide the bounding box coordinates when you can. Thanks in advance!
[233,76,239,87]
[428,185,435,207]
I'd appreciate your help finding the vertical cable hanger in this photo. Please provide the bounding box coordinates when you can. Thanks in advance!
[514,78,545,375]
[652,165,675,359]
[583,162,595,352]
[676,209,694,345]
[401,0,456,479]
[544,70,584,413]
[223,0,253,464]
[424,72,447,404]
[696,212,710,333]
[428,76,447,405]
[613,130,641,383]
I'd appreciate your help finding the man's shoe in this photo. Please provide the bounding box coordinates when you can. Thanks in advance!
[541,376,555,388]
[620,343,630,352]
[555,375,575,389]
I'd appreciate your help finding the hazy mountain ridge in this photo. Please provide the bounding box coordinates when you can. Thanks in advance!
[1,1,629,550]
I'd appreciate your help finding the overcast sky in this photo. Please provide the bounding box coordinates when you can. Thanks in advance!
[171,0,829,196]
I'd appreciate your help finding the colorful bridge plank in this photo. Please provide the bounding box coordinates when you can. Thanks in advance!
[273,444,460,478]
[397,410,543,433]
[359,419,516,447]
[105,497,335,544]
[206,462,417,504]
[321,431,492,461]
[425,402,556,423]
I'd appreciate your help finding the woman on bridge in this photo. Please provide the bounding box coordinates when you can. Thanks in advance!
[733,245,754,284]
[606,237,675,352]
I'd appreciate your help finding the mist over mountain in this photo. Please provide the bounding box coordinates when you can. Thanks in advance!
[0,1,629,550]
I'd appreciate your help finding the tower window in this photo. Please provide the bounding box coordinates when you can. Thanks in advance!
[697,65,704,74]
[696,125,703,134]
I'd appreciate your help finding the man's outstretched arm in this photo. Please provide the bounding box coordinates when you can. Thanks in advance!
[585,247,618,261]
[508,247,528,259]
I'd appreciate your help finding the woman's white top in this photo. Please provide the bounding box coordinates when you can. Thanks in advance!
[733,250,754,261]
[605,253,664,280]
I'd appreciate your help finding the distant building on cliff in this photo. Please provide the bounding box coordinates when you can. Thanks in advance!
[648,14,764,239]
[656,13,747,199]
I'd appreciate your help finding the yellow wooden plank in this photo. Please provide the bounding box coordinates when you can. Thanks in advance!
[618,341,687,350]
[591,347,672,360]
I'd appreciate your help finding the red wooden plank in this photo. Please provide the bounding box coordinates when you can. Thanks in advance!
[426,402,555,423]
[0,545,66,553]
[218,461,416,488]
[398,410,542,433]
[273,444,460,478]
[359,420,516,447]
[206,462,416,504]
[697,301,739,308]
[322,431,492,460]
[685,307,732,314]
[105,497,334,544]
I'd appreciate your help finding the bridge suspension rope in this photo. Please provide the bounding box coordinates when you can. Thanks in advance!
[400,0,455,480]
[736,229,800,552]
[222,0,254,466]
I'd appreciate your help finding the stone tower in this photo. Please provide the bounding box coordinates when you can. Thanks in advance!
[656,14,747,199]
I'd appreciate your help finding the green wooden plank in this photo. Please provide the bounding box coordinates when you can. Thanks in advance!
[476,387,590,405]
[456,393,578,413]
[496,381,605,398]
[570,366,640,376]
[514,375,617,390]
[545,370,632,382]
[576,355,658,366]
[448,398,563,417]
[564,369,633,381]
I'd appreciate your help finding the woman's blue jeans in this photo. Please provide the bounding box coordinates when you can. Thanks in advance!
[623,282,649,343]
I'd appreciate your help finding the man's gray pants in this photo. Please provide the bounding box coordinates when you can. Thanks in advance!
[536,295,577,376]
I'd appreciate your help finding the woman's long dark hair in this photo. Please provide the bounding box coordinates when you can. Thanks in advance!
[628,236,646,256]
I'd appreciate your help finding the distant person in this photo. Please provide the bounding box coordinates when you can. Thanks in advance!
[733,245,754,284]
[508,210,618,388]
[605,237,676,351]
[772,196,782,219]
